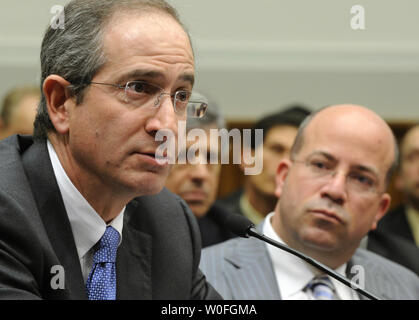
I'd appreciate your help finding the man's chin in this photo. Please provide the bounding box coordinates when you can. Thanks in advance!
[300,230,341,253]
[123,173,167,197]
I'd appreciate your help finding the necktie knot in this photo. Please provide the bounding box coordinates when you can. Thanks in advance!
[93,226,120,263]
[306,275,337,300]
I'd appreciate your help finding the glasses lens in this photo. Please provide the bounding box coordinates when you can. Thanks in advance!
[186,102,208,118]
[174,91,192,114]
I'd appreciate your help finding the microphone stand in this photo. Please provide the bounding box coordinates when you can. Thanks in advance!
[247,227,381,300]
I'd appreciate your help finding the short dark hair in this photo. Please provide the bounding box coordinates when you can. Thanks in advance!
[250,104,311,149]
[33,0,188,141]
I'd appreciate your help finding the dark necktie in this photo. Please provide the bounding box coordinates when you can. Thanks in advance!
[86,226,120,300]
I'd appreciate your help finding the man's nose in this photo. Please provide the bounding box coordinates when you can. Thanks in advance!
[145,96,178,136]
[320,171,348,205]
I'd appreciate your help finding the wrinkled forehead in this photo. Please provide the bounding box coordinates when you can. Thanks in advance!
[104,10,191,51]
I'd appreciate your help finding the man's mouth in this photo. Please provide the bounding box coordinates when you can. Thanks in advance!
[309,209,344,224]
[181,190,208,202]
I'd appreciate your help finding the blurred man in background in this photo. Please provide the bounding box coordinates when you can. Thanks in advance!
[166,92,236,247]
[217,105,311,224]
[0,86,39,139]
[367,124,419,275]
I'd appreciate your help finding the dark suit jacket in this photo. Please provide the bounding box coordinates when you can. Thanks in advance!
[215,189,244,217]
[197,203,237,248]
[375,205,415,243]
[367,205,419,275]
[368,229,419,276]
[0,135,220,300]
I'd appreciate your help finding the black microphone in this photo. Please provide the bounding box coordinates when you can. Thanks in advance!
[224,213,380,300]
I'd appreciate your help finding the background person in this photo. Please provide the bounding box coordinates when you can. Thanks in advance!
[217,105,311,224]
[367,124,419,274]
[201,104,419,300]
[0,86,39,139]
[165,92,236,247]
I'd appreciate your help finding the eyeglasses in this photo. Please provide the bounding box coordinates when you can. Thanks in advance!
[292,158,381,195]
[88,81,208,118]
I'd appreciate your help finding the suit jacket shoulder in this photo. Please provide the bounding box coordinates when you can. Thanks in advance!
[200,236,280,299]
[350,248,419,300]
[367,228,419,276]
[0,136,221,300]
[376,205,414,242]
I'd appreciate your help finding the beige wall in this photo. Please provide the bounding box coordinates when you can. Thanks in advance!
[1,0,418,120]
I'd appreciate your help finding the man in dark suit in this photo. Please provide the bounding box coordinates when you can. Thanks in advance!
[0,0,220,300]
[165,92,236,248]
[367,124,419,274]
[201,105,419,299]
[376,124,419,245]
[217,106,311,224]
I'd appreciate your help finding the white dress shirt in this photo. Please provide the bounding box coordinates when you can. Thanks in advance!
[47,141,124,282]
[263,212,359,300]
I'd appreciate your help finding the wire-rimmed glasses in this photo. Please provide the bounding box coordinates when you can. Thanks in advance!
[292,157,381,195]
[88,81,207,118]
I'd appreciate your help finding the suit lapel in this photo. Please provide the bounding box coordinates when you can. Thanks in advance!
[22,141,87,299]
[224,238,281,299]
[346,253,389,300]
[116,208,152,299]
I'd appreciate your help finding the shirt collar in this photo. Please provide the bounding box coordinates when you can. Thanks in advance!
[263,212,347,299]
[47,140,124,260]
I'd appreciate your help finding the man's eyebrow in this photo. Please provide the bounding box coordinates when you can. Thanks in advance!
[115,70,163,83]
[180,74,195,87]
[115,70,195,87]
[309,151,379,178]
[308,151,337,162]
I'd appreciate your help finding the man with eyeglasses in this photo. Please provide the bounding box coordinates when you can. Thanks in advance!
[200,104,419,300]
[0,0,220,300]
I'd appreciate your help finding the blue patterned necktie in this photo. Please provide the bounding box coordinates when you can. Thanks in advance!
[86,226,120,300]
[306,275,338,300]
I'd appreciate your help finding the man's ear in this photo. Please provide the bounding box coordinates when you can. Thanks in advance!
[370,193,391,230]
[274,158,292,198]
[43,75,73,135]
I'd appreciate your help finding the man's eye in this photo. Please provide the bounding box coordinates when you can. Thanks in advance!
[127,82,159,95]
[352,173,374,186]
[176,91,191,102]
[311,161,328,170]
[128,82,145,93]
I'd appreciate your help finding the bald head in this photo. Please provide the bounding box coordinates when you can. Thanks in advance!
[291,104,398,188]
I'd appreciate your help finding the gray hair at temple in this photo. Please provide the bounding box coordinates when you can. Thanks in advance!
[186,92,226,131]
[33,0,191,141]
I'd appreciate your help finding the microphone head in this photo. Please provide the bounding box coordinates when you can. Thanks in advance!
[224,213,255,238]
